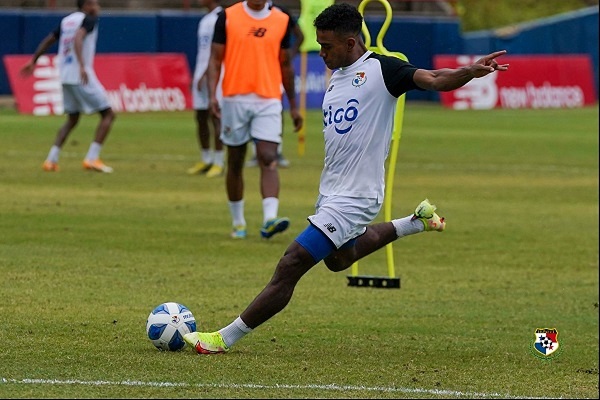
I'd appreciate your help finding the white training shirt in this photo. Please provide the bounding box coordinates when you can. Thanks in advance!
[319,50,422,200]
[193,6,223,82]
[55,11,99,85]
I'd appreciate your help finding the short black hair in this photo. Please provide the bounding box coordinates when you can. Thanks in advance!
[77,0,86,9]
[313,3,362,36]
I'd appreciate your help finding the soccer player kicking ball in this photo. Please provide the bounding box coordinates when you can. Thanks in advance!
[184,3,509,354]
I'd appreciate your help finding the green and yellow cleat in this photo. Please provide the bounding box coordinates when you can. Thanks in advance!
[184,331,229,354]
[411,199,446,232]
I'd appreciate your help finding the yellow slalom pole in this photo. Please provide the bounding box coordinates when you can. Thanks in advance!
[350,0,409,286]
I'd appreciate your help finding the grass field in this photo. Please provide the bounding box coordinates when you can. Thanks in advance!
[0,103,598,399]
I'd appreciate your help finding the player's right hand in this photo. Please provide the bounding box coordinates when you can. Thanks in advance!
[210,98,221,119]
[290,107,303,132]
[20,62,35,77]
[80,67,89,85]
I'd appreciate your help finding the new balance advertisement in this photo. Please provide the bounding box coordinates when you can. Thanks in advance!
[4,53,192,115]
[434,54,596,109]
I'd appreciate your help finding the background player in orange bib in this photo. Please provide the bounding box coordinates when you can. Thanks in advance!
[207,0,303,239]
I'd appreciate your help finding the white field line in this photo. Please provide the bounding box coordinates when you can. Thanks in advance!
[0,377,562,399]
[4,149,594,175]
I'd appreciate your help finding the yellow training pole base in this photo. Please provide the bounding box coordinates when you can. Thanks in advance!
[347,275,400,289]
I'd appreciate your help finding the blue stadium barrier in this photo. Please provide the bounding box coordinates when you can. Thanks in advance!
[96,13,159,53]
[463,6,599,97]
[157,10,203,75]
[1,7,598,104]
[0,9,22,95]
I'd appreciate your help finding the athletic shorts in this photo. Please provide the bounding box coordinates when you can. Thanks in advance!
[62,81,110,115]
[306,194,383,249]
[192,77,223,110]
[219,96,282,146]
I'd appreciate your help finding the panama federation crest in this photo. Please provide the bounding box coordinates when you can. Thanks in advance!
[352,72,367,87]
[532,328,561,359]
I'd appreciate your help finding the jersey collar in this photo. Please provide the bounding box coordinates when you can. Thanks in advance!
[339,50,372,73]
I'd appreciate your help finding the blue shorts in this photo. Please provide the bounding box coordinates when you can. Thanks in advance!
[295,223,357,263]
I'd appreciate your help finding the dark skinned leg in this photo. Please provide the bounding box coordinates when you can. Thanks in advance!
[239,241,317,329]
[53,113,80,147]
[92,108,115,145]
[255,140,279,199]
[226,144,247,201]
[324,222,398,272]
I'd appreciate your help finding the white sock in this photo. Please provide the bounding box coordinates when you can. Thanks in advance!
[262,197,279,223]
[47,145,60,163]
[213,150,224,167]
[391,215,424,238]
[85,142,102,161]
[201,149,212,164]
[228,200,246,227]
[218,316,253,348]
[277,142,283,154]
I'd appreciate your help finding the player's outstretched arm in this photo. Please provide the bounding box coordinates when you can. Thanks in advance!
[413,50,509,92]
[20,33,57,77]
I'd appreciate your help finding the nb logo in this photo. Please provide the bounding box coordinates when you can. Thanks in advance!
[323,99,359,134]
[324,223,337,233]
[248,27,267,37]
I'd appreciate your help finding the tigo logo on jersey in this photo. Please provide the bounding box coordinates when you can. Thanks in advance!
[531,328,561,359]
[352,72,367,87]
[323,99,359,134]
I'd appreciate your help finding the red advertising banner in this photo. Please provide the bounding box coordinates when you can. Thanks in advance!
[434,55,596,109]
[3,53,192,115]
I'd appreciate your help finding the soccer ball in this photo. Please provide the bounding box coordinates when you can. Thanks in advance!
[146,302,197,351]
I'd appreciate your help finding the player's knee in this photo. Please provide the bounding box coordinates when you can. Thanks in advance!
[258,152,277,169]
[101,108,115,124]
[324,254,353,272]
[274,245,316,281]
[68,113,80,126]
[324,260,349,272]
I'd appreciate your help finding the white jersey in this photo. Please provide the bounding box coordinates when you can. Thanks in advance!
[319,51,421,200]
[193,6,222,82]
[56,11,99,85]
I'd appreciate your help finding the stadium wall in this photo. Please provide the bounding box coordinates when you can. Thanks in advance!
[1,6,598,104]
[462,6,599,99]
